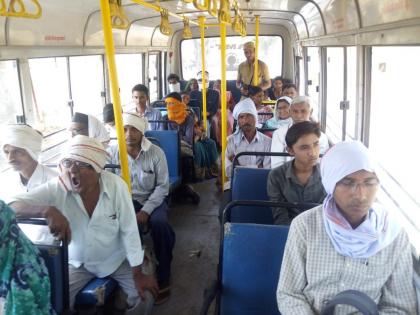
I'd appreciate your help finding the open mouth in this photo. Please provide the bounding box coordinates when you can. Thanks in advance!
[71,176,81,189]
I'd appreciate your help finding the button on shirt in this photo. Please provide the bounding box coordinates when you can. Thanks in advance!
[224,130,271,189]
[107,138,169,215]
[12,171,143,278]
[277,206,417,314]
[1,163,58,203]
[267,161,325,225]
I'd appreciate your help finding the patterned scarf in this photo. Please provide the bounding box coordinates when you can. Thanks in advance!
[165,97,188,125]
[0,201,54,314]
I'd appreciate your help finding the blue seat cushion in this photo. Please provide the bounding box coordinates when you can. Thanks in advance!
[169,175,181,191]
[75,277,118,306]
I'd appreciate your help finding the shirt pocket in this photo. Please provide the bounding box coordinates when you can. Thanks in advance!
[140,169,156,191]
[97,208,120,235]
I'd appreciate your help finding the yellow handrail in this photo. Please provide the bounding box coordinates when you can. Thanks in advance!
[198,16,207,133]
[1,0,42,19]
[100,0,132,191]
[182,16,192,39]
[208,0,218,17]
[218,0,230,25]
[159,8,173,36]
[220,22,227,186]
[253,15,260,86]
[193,0,208,11]
[109,0,130,30]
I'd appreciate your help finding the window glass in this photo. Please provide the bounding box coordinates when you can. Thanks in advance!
[370,46,420,251]
[181,36,283,81]
[298,56,305,95]
[148,53,158,102]
[306,47,320,121]
[161,52,167,99]
[346,46,357,139]
[325,47,344,142]
[69,55,105,117]
[115,53,143,108]
[28,57,70,134]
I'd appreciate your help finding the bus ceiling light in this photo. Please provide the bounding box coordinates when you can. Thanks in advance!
[1,0,42,19]
[183,16,192,39]
[109,0,130,30]
[218,0,230,25]
[159,8,173,36]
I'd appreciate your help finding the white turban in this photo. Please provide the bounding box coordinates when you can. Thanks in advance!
[2,124,43,160]
[320,140,376,195]
[60,135,107,173]
[123,113,148,134]
[87,114,110,143]
[233,98,258,122]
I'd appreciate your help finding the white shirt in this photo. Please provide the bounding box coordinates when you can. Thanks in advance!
[0,163,58,204]
[12,171,144,278]
[270,126,330,168]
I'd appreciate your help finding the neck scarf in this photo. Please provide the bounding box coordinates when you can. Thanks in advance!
[2,124,43,160]
[165,97,188,125]
[320,140,401,258]
[58,135,107,192]
[0,201,54,314]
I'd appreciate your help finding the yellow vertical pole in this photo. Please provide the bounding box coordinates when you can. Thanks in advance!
[253,15,260,86]
[99,0,131,191]
[220,23,227,186]
[198,16,207,132]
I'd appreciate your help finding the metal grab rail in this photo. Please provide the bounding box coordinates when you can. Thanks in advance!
[1,0,42,18]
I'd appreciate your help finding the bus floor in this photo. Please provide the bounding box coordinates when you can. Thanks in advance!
[152,178,221,315]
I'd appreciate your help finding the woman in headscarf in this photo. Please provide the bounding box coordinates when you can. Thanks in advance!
[0,200,54,314]
[264,96,293,129]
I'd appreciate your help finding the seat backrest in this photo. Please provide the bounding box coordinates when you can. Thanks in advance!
[221,223,288,315]
[231,168,272,224]
[144,130,180,178]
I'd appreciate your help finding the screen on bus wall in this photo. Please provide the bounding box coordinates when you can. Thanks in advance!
[181,36,283,81]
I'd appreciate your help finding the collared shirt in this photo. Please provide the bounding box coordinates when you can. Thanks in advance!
[133,106,163,131]
[237,59,270,87]
[277,205,417,315]
[271,126,330,168]
[11,171,143,278]
[267,161,325,225]
[224,129,271,190]
[1,163,58,204]
[107,138,169,215]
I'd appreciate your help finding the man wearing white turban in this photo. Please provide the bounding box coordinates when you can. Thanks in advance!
[108,113,175,304]
[277,140,417,314]
[69,112,110,146]
[10,135,158,314]
[1,124,57,203]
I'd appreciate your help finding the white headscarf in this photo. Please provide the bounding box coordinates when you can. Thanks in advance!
[233,98,258,122]
[2,124,43,160]
[87,114,110,144]
[320,140,401,258]
[123,113,148,134]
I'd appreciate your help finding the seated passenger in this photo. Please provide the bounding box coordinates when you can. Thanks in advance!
[281,83,298,99]
[267,76,284,100]
[10,135,158,313]
[271,96,329,168]
[108,114,175,304]
[267,121,326,225]
[248,85,273,125]
[277,140,417,314]
[0,200,54,314]
[181,91,191,107]
[264,96,293,129]
[131,84,163,131]
[225,98,272,189]
[1,124,58,203]
[103,102,117,139]
[69,112,110,146]
[167,73,181,93]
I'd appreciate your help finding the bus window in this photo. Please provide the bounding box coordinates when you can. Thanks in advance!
[306,47,320,122]
[115,53,144,108]
[28,57,71,135]
[148,53,159,102]
[370,46,420,250]
[69,55,105,117]
[326,47,345,142]
[181,36,283,81]
[0,60,23,125]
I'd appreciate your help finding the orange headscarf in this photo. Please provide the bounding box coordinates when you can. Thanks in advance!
[165,97,188,125]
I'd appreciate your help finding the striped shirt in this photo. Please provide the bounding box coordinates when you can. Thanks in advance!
[277,205,417,314]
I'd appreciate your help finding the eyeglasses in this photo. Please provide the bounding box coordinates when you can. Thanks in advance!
[336,178,380,192]
[61,159,92,169]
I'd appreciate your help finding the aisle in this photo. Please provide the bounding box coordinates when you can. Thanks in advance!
[152,179,221,315]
